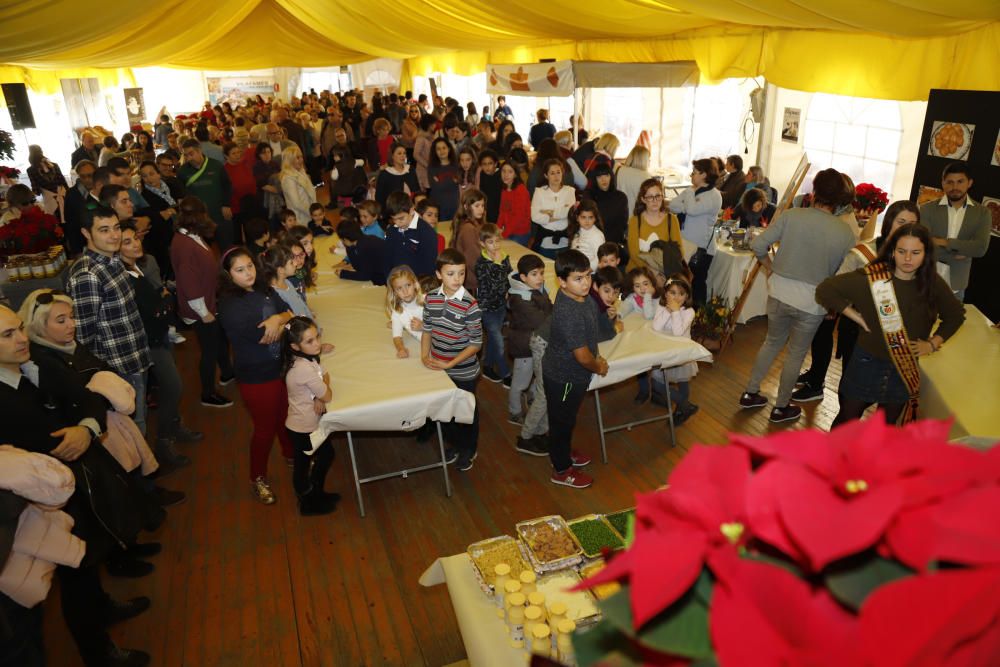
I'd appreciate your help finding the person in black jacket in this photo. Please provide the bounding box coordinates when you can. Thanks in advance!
[137,161,181,279]
[335,216,387,285]
[0,304,156,667]
[583,162,630,262]
[730,187,776,229]
[62,159,97,255]
[719,154,748,210]
[382,192,438,279]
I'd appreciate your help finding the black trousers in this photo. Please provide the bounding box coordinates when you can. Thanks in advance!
[192,319,233,398]
[286,429,335,497]
[443,378,479,458]
[543,375,588,474]
[689,248,713,307]
[0,593,44,667]
[802,315,861,390]
[57,564,112,666]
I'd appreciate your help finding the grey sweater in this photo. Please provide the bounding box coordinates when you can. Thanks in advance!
[750,207,855,286]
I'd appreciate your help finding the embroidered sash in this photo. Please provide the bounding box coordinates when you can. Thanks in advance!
[864,262,920,423]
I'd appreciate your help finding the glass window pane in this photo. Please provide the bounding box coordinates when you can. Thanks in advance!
[804,120,834,151]
[866,127,901,161]
[862,159,897,195]
[834,123,867,157]
[831,154,864,182]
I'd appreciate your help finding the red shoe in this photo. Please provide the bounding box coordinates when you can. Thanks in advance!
[550,468,593,489]
[570,450,592,468]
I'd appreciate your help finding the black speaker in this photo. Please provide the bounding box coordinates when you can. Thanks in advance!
[1,83,36,130]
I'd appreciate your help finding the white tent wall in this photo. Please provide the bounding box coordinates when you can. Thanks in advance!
[760,86,927,208]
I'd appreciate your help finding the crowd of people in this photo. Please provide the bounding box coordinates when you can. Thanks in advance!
[0,83,991,666]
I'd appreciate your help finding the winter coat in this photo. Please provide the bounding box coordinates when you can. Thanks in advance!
[506,272,553,358]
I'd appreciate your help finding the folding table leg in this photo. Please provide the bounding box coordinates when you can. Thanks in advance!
[346,431,365,517]
[664,381,677,448]
[594,389,608,464]
[436,422,452,498]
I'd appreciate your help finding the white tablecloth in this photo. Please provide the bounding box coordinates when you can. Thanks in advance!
[706,238,767,323]
[420,554,527,667]
[920,306,1000,440]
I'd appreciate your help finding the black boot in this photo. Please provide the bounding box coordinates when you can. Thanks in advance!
[298,442,338,516]
[297,489,341,516]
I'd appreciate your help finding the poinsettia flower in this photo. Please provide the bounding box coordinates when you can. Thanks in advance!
[860,566,1000,666]
[576,446,751,628]
[712,559,861,667]
[733,417,988,570]
[885,484,1000,570]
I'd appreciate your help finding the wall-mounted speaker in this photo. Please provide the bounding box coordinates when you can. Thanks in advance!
[1,83,36,130]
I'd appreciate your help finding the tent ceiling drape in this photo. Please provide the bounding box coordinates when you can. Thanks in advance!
[0,0,997,100]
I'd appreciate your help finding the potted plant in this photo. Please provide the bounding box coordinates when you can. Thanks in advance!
[572,417,999,666]
[691,295,730,352]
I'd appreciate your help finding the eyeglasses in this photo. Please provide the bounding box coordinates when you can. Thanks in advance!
[292,252,306,260]
[643,194,664,202]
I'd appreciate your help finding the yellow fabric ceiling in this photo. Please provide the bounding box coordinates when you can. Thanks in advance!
[0,0,997,100]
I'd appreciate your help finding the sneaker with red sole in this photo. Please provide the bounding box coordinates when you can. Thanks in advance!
[550,468,593,489]
[570,450,592,467]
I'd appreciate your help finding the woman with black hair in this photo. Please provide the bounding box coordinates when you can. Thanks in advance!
[730,187,776,229]
[427,137,460,221]
[584,162,629,257]
[818,223,964,426]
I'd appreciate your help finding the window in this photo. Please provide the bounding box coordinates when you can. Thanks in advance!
[684,79,755,164]
[600,88,644,156]
[803,93,902,194]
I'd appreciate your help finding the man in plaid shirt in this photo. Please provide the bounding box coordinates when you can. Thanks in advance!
[66,205,152,433]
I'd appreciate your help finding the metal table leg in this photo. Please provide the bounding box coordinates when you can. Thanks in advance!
[437,422,452,498]
[594,388,608,464]
[346,431,365,518]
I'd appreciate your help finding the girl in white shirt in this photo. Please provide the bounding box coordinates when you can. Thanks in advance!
[568,199,606,270]
[530,159,576,258]
[385,265,425,358]
[651,274,699,424]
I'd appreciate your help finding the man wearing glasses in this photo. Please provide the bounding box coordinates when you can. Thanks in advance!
[155,152,185,196]
[265,122,295,159]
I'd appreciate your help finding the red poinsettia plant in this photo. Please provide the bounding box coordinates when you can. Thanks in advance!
[854,183,889,214]
[572,417,1000,666]
[0,205,63,256]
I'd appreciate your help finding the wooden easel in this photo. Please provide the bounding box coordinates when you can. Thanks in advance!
[719,155,810,352]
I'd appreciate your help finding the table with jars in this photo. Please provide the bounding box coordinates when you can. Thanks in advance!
[0,246,71,311]
[419,508,635,666]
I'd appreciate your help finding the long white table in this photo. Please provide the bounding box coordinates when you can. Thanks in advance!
[706,238,768,323]
[920,305,1000,440]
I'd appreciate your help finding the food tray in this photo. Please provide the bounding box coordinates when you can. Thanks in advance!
[536,569,601,628]
[516,515,582,573]
[578,560,622,601]
[467,535,531,596]
[605,508,636,541]
[567,514,625,559]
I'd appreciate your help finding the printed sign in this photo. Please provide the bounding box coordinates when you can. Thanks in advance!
[206,77,275,106]
[486,61,575,97]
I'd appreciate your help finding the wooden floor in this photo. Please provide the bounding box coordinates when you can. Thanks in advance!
[44,313,843,667]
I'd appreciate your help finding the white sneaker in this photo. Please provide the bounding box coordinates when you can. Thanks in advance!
[168,326,186,344]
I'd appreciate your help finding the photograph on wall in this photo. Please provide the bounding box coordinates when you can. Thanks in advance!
[123,88,145,126]
[781,107,800,143]
[917,185,946,205]
[927,121,974,160]
[992,129,1000,167]
[982,196,1000,235]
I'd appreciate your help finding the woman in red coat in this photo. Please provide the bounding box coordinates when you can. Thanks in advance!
[223,142,257,215]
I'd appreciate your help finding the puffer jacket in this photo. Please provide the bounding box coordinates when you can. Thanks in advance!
[506,272,552,358]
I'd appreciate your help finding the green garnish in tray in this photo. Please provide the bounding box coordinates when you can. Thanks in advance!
[569,518,624,557]
[606,509,635,539]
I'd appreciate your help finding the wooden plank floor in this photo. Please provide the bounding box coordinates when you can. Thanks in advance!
[44,313,843,666]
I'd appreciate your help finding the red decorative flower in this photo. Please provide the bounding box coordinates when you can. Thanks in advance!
[860,566,1000,666]
[853,182,889,213]
[712,559,861,667]
[576,446,751,627]
[720,207,733,221]
[0,204,62,255]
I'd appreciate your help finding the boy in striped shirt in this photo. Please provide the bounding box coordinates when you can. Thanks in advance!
[421,248,483,471]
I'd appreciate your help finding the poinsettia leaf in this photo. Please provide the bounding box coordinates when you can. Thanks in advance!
[693,568,714,606]
[690,656,719,667]
[742,549,805,578]
[572,619,641,667]
[824,551,913,611]
[603,584,713,659]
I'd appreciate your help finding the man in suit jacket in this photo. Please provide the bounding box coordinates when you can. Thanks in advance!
[275,107,305,154]
[919,162,991,300]
[62,159,97,255]
[719,155,748,210]
[69,131,100,170]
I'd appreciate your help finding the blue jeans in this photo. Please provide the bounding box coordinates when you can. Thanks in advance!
[481,308,510,378]
[124,370,148,436]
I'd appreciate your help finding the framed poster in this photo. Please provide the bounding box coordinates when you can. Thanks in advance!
[123,88,145,126]
[781,107,800,143]
[206,76,274,106]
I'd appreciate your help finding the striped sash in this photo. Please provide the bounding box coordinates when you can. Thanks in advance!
[864,262,920,423]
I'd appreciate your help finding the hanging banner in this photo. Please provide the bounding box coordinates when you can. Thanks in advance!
[206,76,275,106]
[123,87,145,126]
[486,61,575,97]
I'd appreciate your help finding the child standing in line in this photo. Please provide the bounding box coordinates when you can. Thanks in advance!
[651,274,699,424]
[596,241,622,270]
[308,202,335,236]
[569,199,606,271]
[507,254,552,430]
[385,264,425,358]
[421,249,483,472]
[282,316,340,516]
[497,160,531,246]
[357,200,385,239]
[621,266,661,403]
[590,266,625,340]
[383,191,439,278]
[474,223,513,384]
[542,249,608,488]
[450,188,487,292]
[475,149,502,224]
[457,147,478,194]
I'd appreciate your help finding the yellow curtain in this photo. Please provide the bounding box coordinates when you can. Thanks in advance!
[0,0,997,101]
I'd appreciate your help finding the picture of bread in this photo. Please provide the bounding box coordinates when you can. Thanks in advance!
[928,121,974,160]
[992,129,1000,167]
[917,185,945,206]
[509,66,530,91]
[546,66,559,88]
[982,197,1000,234]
